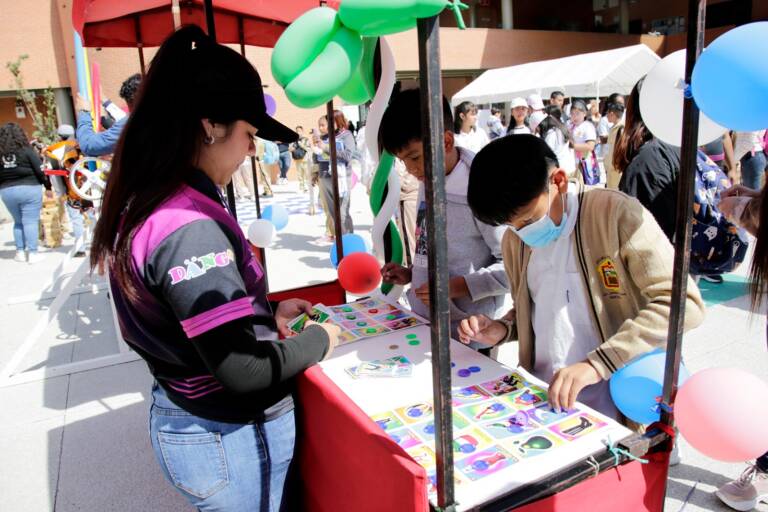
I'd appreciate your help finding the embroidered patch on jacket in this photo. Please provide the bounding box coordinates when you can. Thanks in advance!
[168,249,235,284]
[597,257,620,292]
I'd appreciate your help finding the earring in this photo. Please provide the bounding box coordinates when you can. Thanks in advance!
[204,135,215,145]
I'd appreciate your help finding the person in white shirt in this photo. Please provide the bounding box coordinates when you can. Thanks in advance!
[537,106,576,179]
[453,100,490,153]
[527,93,547,134]
[568,100,600,185]
[507,97,532,135]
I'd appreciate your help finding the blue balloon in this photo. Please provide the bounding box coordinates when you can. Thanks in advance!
[609,348,690,424]
[261,204,289,231]
[330,233,370,267]
[692,22,768,131]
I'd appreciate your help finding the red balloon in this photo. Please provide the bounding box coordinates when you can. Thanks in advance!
[337,252,382,295]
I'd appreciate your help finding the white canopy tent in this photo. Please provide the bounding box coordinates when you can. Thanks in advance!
[451,44,661,106]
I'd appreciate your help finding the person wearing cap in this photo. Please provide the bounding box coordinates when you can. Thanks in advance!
[75,73,141,157]
[453,100,490,153]
[507,97,532,135]
[88,26,340,511]
[527,93,546,134]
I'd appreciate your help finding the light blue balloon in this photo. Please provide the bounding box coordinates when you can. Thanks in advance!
[261,204,289,231]
[692,22,768,131]
[330,233,370,267]
[609,348,690,424]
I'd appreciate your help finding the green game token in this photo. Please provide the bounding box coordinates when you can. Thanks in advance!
[343,307,354,312]
[366,328,377,334]
[386,314,396,320]
[357,321,367,327]
[406,334,418,339]
[346,314,356,320]
[408,340,420,346]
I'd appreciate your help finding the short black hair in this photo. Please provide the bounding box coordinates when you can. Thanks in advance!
[119,73,142,106]
[379,88,453,155]
[606,102,625,115]
[551,91,564,99]
[468,134,558,226]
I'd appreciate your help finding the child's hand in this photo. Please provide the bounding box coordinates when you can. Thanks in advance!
[275,299,313,338]
[381,263,411,285]
[548,361,601,412]
[457,315,507,346]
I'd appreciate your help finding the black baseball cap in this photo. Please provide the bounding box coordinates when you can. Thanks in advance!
[187,28,297,143]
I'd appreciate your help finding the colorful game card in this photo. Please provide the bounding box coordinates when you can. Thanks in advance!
[499,386,548,408]
[286,304,331,335]
[338,330,358,344]
[549,413,607,442]
[351,298,383,311]
[427,470,465,497]
[524,401,578,426]
[505,430,563,459]
[406,445,436,469]
[340,319,375,330]
[412,411,471,442]
[333,312,365,323]
[387,428,422,450]
[451,385,491,407]
[345,356,414,379]
[352,325,391,337]
[452,410,471,430]
[383,317,421,330]
[459,400,514,422]
[371,411,404,432]
[373,309,409,322]
[329,304,357,314]
[455,445,518,481]
[453,427,494,456]
[481,410,540,440]
[479,373,528,397]
[396,403,433,424]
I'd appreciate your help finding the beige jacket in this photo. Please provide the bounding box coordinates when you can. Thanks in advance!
[502,185,705,380]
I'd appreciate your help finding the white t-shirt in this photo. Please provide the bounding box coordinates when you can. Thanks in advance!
[526,185,620,420]
[597,116,612,138]
[543,128,576,174]
[454,128,490,154]
[568,120,597,145]
[508,125,532,135]
[529,110,547,133]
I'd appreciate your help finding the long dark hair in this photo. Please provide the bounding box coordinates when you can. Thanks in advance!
[750,190,768,311]
[90,26,239,301]
[454,101,477,133]
[0,123,30,156]
[537,106,570,142]
[321,110,349,135]
[613,79,652,173]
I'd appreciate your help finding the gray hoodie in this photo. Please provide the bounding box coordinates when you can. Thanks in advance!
[408,148,509,339]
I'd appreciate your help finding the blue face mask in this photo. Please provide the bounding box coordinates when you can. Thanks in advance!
[512,186,567,248]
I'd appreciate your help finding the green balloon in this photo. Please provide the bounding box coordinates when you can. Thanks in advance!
[283,25,364,109]
[338,37,377,105]
[339,0,450,37]
[522,436,553,451]
[271,7,339,89]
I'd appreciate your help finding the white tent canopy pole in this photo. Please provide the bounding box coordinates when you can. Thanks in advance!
[451,44,660,106]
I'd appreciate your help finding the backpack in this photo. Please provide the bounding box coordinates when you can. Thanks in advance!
[689,151,749,275]
[291,139,307,160]
[263,141,279,165]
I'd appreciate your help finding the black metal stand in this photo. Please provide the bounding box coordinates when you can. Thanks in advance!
[203,0,238,219]
[327,101,345,263]
[417,16,456,511]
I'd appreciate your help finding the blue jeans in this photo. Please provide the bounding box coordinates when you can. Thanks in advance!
[740,151,767,190]
[149,384,297,512]
[0,185,42,252]
[278,152,292,179]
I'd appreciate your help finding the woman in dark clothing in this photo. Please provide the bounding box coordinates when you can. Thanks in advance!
[0,122,51,263]
[615,81,680,241]
[89,26,340,511]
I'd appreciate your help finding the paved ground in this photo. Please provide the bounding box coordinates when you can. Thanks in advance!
[0,180,765,511]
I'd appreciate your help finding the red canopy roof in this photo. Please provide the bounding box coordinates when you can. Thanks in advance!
[72,0,338,48]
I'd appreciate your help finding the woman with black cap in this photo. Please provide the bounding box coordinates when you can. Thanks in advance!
[89,26,340,511]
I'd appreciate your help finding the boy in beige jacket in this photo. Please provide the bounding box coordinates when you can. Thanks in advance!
[459,135,705,421]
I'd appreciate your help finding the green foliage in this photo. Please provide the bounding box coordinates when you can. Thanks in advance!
[6,54,58,145]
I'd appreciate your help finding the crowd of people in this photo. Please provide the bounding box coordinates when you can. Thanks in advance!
[1,24,767,512]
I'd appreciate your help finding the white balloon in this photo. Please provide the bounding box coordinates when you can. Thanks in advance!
[247,219,275,248]
[640,49,726,147]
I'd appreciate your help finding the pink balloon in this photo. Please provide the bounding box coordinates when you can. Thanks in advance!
[675,368,768,462]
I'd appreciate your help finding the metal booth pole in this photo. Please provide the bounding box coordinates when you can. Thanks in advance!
[417,16,456,510]
[660,0,706,433]
[203,0,239,219]
[237,16,269,290]
[326,101,346,263]
[133,16,146,76]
